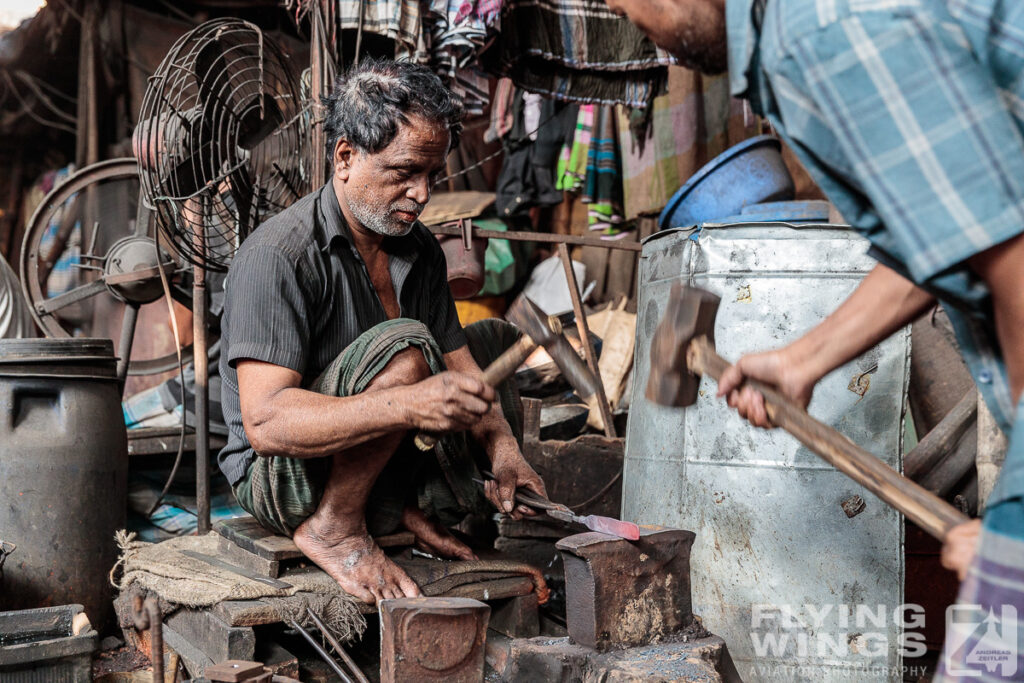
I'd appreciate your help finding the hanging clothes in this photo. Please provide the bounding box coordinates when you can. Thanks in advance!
[484,77,516,144]
[427,0,495,115]
[581,106,624,234]
[495,90,578,217]
[614,67,761,219]
[556,104,593,193]
[485,0,671,107]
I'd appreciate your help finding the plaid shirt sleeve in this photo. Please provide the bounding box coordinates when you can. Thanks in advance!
[730,0,1024,504]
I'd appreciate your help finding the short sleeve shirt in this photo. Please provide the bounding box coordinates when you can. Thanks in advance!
[217,183,467,484]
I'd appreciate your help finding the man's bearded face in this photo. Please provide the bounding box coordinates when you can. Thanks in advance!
[340,115,450,237]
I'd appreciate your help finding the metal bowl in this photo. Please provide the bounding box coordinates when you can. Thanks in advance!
[658,135,795,230]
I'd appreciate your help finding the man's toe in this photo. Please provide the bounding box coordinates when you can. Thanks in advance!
[399,575,421,598]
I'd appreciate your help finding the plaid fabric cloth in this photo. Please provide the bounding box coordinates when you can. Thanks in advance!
[490,0,672,107]
[614,67,760,219]
[934,497,1024,681]
[556,104,594,192]
[727,0,1024,504]
[582,106,625,233]
[233,317,523,537]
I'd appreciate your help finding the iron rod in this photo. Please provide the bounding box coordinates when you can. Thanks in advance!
[305,607,370,683]
[428,224,642,251]
[288,618,354,683]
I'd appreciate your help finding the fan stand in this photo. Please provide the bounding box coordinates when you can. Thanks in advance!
[185,196,211,534]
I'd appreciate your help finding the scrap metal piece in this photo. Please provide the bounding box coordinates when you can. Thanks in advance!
[181,550,292,589]
[556,526,696,651]
[379,597,490,683]
[841,495,866,518]
[205,659,264,682]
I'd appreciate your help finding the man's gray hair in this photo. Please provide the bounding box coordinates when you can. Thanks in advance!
[322,58,464,159]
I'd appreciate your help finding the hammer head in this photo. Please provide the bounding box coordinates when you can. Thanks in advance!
[507,296,600,399]
[645,284,720,407]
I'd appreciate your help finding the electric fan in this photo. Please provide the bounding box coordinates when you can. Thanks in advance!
[133,18,311,531]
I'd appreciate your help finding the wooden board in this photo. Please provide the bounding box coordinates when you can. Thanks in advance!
[214,577,536,626]
[419,191,495,226]
[215,517,303,561]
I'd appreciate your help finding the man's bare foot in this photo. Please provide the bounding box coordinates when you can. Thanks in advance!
[401,506,477,561]
[293,518,421,604]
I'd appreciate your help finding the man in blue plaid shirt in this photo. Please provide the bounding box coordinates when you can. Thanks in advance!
[608,0,1024,677]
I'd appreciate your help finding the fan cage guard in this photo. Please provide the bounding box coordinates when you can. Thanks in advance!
[135,19,310,272]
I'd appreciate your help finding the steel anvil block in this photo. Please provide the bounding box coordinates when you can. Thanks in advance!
[556,526,696,650]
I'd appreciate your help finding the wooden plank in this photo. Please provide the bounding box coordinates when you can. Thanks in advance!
[215,598,376,627]
[214,517,303,561]
[444,577,535,601]
[162,623,214,679]
[215,536,280,579]
[164,609,256,664]
[215,576,537,627]
[557,243,616,438]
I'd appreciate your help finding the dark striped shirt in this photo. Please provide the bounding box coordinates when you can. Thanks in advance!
[217,183,467,485]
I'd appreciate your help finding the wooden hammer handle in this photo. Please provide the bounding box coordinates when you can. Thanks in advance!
[688,336,969,541]
[414,335,539,451]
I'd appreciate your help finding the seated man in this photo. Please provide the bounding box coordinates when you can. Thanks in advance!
[218,59,546,603]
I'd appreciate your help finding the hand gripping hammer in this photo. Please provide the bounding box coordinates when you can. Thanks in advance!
[414,296,601,450]
[646,283,969,541]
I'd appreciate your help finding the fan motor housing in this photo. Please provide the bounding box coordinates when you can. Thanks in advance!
[103,236,167,304]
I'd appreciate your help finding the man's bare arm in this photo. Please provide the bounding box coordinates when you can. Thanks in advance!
[444,345,547,516]
[718,263,935,426]
[237,359,493,458]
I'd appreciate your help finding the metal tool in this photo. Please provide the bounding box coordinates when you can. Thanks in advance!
[414,296,600,451]
[645,283,970,541]
[477,476,640,541]
[181,550,292,589]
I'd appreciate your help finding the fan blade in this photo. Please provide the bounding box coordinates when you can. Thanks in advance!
[237,95,284,150]
[194,38,230,129]
[228,164,255,237]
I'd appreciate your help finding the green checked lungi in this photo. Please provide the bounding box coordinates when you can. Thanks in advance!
[232,317,523,538]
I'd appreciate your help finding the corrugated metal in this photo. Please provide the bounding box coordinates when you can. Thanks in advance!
[625,224,910,682]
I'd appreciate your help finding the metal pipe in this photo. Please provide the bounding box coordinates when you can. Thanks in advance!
[190,197,211,534]
[116,304,139,389]
[287,618,354,683]
[305,607,370,683]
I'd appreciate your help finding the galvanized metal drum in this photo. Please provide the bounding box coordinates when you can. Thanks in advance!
[625,224,910,682]
[0,338,127,631]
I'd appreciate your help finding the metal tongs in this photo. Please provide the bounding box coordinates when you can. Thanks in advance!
[478,474,640,541]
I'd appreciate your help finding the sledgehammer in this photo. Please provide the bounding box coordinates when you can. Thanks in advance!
[646,283,969,541]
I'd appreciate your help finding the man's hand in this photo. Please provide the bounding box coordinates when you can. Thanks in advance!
[941,519,981,580]
[403,371,496,433]
[717,346,818,428]
[484,447,547,520]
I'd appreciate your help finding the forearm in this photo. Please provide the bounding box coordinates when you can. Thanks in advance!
[787,263,934,383]
[247,385,413,459]
[471,400,519,460]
